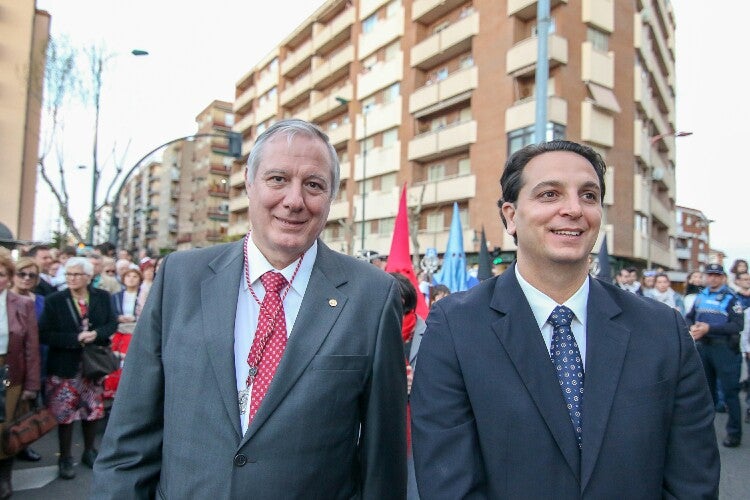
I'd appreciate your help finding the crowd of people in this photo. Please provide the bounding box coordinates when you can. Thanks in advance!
[0,119,741,498]
[0,243,161,497]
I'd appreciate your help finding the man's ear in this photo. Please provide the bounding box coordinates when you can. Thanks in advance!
[501,202,517,237]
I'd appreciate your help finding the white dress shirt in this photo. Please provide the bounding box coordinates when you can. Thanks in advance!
[234,238,317,435]
[515,266,589,369]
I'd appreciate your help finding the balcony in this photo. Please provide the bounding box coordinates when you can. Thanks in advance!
[242,137,254,157]
[309,84,352,122]
[328,200,350,221]
[255,98,277,124]
[580,101,614,148]
[281,39,313,78]
[355,142,401,180]
[358,7,404,60]
[411,12,479,70]
[410,66,478,115]
[206,230,224,242]
[357,52,402,99]
[208,208,229,221]
[582,0,614,32]
[353,186,399,222]
[233,85,255,115]
[506,34,568,77]
[230,168,246,188]
[280,73,312,108]
[234,111,255,135]
[360,0,389,20]
[581,41,614,88]
[229,195,249,213]
[339,160,351,181]
[327,122,352,148]
[409,174,476,206]
[313,8,354,54]
[412,0,467,24]
[311,45,354,90]
[210,164,231,175]
[356,99,401,140]
[505,96,567,131]
[408,120,477,162]
[650,196,675,232]
[208,187,230,198]
[256,67,277,96]
[508,0,568,20]
[177,234,192,244]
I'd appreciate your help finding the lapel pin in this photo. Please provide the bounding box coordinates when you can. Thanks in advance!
[328,299,337,307]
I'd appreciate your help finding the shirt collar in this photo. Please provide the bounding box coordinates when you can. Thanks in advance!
[244,236,317,297]
[514,265,590,330]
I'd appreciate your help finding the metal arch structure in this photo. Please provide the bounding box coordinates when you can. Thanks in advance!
[108,132,241,246]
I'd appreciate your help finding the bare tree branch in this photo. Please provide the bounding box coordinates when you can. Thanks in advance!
[38,158,84,243]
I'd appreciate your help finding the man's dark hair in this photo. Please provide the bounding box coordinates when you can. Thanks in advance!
[497,141,607,243]
[390,272,417,314]
[626,266,639,276]
[96,242,116,256]
[26,244,50,257]
[61,246,77,257]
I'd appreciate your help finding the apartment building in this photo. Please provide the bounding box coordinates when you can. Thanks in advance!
[229,0,680,268]
[0,1,49,244]
[674,205,712,278]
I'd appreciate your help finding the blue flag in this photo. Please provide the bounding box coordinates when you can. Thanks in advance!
[433,203,468,292]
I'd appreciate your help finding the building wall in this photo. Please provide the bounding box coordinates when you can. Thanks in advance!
[228,0,679,267]
[0,2,49,242]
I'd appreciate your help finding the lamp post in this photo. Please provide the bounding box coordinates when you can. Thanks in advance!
[645,130,693,269]
[84,48,150,245]
[334,96,372,254]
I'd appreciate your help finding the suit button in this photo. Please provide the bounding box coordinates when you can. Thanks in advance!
[234,454,247,467]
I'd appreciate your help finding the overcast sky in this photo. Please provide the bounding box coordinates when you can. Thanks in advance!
[33,0,749,267]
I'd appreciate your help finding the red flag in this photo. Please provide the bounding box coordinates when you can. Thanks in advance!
[385,184,429,319]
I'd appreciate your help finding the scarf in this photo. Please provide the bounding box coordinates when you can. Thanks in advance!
[651,288,677,308]
[402,309,417,342]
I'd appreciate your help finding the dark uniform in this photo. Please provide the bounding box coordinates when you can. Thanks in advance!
[687,274,745,444]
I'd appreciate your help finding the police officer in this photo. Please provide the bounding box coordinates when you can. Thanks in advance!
[687,263,745,447]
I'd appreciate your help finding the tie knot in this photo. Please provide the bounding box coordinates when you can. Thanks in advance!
[548,305,574,329]
[260,271,288,294]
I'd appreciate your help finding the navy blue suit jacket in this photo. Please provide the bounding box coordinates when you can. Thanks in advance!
[411,265,719,499]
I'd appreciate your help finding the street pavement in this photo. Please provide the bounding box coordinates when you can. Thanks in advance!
[8,406,750,498]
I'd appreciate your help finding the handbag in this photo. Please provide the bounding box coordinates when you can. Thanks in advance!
[81,344,120,380]
[2,400,57,455]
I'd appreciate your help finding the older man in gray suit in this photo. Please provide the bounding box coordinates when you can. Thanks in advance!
[92,119,407,499]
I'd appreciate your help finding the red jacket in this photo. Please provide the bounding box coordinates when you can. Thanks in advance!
[4,291,41,391]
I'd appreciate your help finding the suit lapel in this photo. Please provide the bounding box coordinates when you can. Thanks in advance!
[580,278,630,491]
[490,268,581,480]
[241,241,347,445]
[201,242,244,439]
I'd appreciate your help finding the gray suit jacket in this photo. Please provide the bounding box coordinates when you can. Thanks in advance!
[411,265,719,499]
[92,240,407,499]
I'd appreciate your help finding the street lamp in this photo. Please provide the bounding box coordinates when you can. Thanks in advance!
[84,48,150,245]
[645,130,693,269]
[334,96,372,253]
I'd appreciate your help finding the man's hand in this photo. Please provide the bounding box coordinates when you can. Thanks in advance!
[689,322,709,340]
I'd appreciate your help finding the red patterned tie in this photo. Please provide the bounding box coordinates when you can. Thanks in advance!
[247,271,288,424]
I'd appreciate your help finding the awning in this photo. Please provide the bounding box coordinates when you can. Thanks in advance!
[587,82,621,113]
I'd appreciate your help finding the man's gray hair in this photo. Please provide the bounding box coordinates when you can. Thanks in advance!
[246,119,340,199]
[65,256,94,276]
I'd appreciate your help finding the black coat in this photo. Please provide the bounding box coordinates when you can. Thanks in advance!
[39,287,117,378]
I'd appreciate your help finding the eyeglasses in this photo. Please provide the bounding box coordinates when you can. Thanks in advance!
[17,272,38,280]
[0,273,7,278]
[65,272,87,279]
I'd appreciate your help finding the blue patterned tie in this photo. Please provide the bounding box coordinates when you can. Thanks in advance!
[548,305,584,449]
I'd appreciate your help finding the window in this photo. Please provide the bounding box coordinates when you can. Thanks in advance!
[587,27,609,52]
[435,67,448,81]
[224,114,235,126]
[362,54,377,72]
[459,107,472,122]
[427,212,445,232]
[433,21,450,34]
[362,14,377,34]
[380,173,397,192]
[383,83,400,104]
[431,116,447,131]
[459,208,469,228]
[427,164,445,181]
[458,158,471,176]
[379,217,395,236]
[361,136,375,152]
[459,54,474,69]
[507,123,566,155]
[532,18,556,36]
[384,40,400,62]
[362,96,376,110]
[382,128,398,148]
